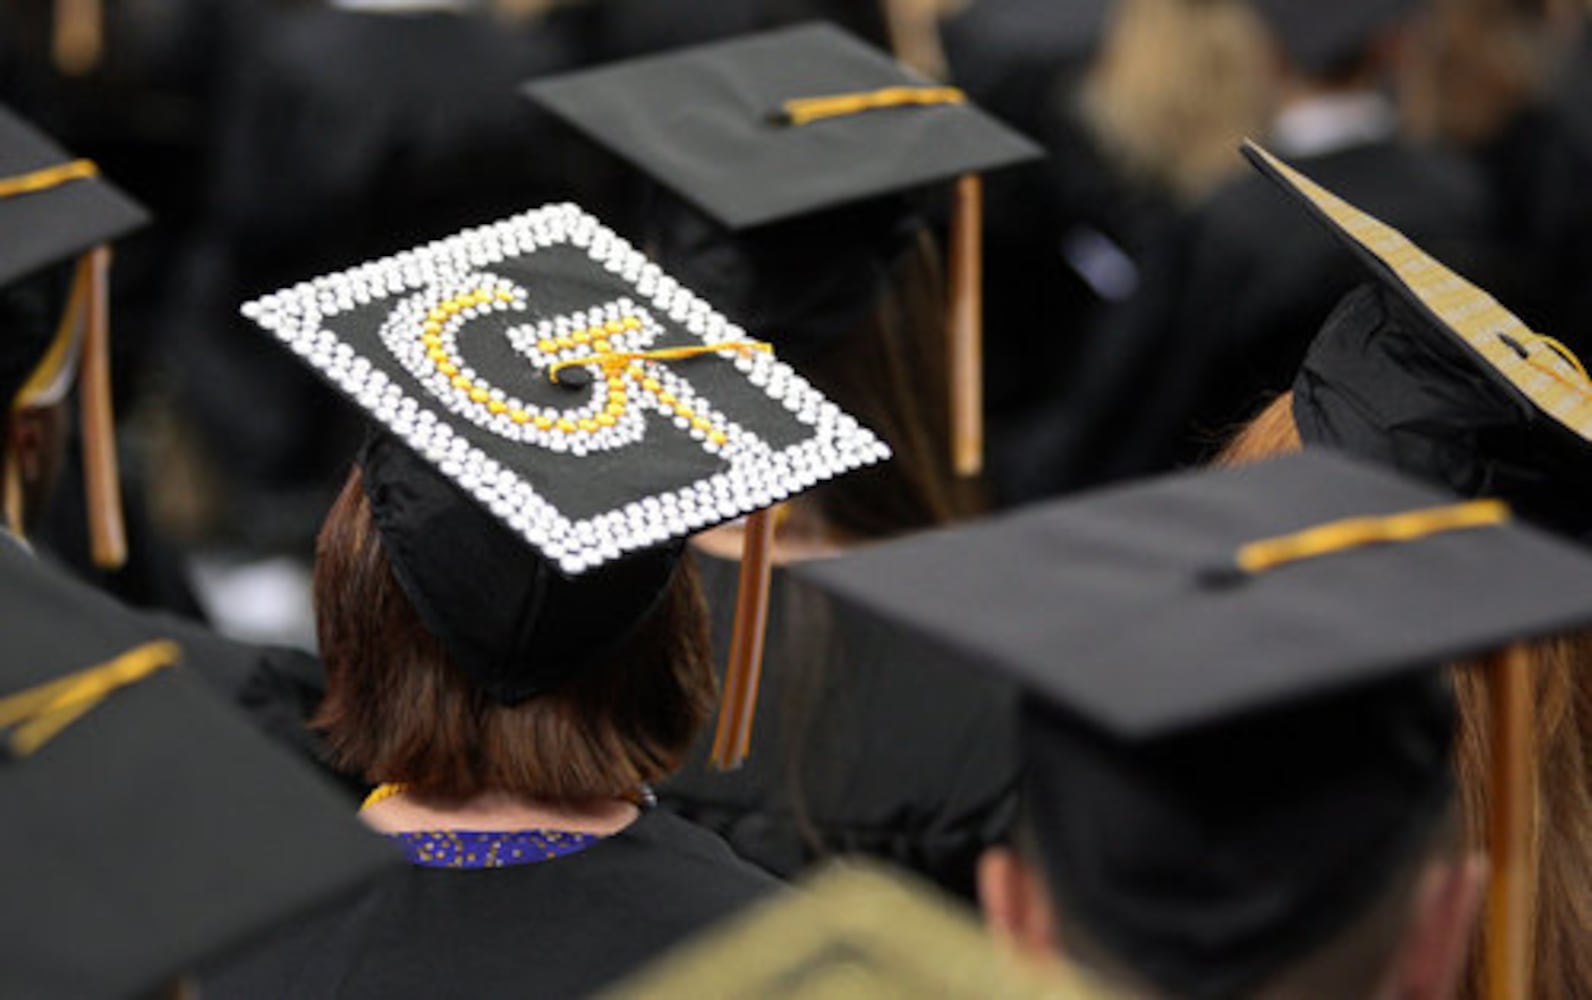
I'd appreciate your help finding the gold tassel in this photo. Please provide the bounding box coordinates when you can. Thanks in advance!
[1483,643,1537,1000]
[3,450,23,538]
[709,507,777,770]
[79,245,126,570]
[948,174,984,478]
[52,0,105,76]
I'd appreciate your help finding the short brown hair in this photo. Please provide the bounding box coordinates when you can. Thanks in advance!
[311,465,717,802]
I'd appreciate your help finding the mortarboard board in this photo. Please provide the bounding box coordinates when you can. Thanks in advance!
[793,451,1592,997]
[241,203,888,767]
[1249,0,1417,78]
[609,860,1096,998]
[524,23,1044,477]
[1,104,148,570]
[0,539,398,999]
[1236,142,1592,540]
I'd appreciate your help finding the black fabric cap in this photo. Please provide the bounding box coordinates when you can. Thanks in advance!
[1241,142,1592,538]
[522,22,1042,231]
[241,203,888,580]
[244,205,885,701]
[0,539,397,999]
[359,431,682,703]
[1293,283,1592,540]
[793,451,1592,995]
[643,191,926,361]
[794,451,1592,737]
[0,104,148,289]
[1249,0,1416,77]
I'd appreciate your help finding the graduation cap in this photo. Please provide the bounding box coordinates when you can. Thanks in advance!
[1249,0,1417,77]
[0,539,398,999]
[0,104,148,569]
[794,451,1592,998]
[610,860,1095,998]
[524,22,1043,477]
[241,203,888,768]
[1239,142,1592,541]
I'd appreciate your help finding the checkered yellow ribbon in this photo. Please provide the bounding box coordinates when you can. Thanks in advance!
[1246,142,1592,440]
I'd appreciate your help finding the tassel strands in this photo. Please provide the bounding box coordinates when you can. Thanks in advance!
[709,507,777,770]
[948,174,984,478]
[79,246,125,569]
[1484,644,1538,1000]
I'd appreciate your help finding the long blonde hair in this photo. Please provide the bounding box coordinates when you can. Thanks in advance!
[1217,392,1592,1000]
[1080,0,1273,202]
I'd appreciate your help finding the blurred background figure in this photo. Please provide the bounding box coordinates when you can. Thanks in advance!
[1009,0,1501,495]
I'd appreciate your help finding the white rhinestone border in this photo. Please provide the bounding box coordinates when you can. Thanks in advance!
[240,203,892,575]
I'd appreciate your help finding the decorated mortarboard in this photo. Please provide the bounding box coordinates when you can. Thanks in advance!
[524,22,1044,477]
[241,204,888,767]
[609,860,1096,999]
[1,104,149,570]
[1249,0,1416,77]
[1240,142,1592,540]
[0,539,398,999]
[794,451,1592,998]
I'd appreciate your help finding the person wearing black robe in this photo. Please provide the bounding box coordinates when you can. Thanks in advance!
[1042,0,1496,486]
[198,184,898,995]
[524,26,1037,900]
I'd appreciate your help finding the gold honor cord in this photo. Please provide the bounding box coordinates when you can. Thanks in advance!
[546,340,772,385]
[1245,142,1592,438]
[0,158,99,199]
[1226,499,1512,578]
[0,640,179,757]
[773,86,966,126]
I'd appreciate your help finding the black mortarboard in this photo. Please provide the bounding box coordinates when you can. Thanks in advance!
[1238,143,1592,541]
[1,103,148,569]
[1249,0,1416,77]
[0,539,397,999]
[524,23,1043,476]
[611,861,1091,998]
[242,204,888,764]
[794,452,1592,996]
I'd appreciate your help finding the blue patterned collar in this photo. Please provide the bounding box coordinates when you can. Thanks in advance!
[386,829,600,869]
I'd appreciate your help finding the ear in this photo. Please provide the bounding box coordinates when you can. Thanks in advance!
[978,846,1060,961]
[1390,853,1487,1000]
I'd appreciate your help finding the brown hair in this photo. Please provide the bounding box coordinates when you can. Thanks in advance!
[793,227,981,540]
[1081,0,1273,204]
[311,466,717,803]
[1217,391,1592,999]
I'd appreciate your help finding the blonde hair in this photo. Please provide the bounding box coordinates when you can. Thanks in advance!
[1081,0,1273,202]
[1218,392,1592,1000]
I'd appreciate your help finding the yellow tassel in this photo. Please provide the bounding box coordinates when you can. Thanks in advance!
[0,640,179,757]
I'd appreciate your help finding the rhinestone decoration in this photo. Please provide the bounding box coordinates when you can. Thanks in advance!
[240,203,891,575]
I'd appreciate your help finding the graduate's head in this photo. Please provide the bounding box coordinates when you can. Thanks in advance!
[525,23,1042,535]
[311,447,717,803]
[979,683,1482,1000]
[241,200,890,788]
[791,449,1592,1000]
[1248,0,1417,89]
[0,104,145,561]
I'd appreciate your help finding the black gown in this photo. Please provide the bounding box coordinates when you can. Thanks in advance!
[1045,137,1494,487]
[202,809,780,999]
[658,553,1019,902]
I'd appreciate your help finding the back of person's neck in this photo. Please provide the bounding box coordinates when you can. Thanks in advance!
[362,788,640,836]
